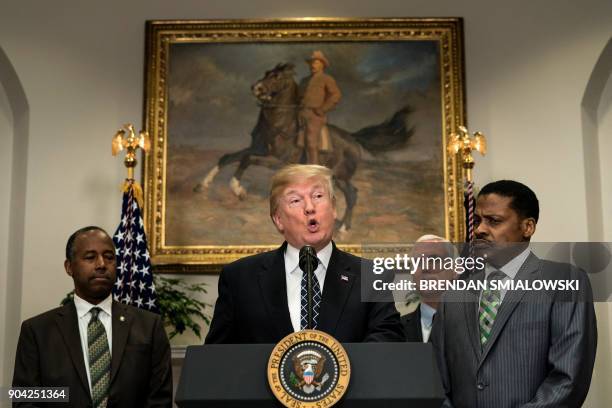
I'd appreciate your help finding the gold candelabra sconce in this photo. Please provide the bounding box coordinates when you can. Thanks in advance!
[112,123,150,180]
[447,125,487,182]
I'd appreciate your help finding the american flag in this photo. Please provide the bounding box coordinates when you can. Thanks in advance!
[112,181,158,313]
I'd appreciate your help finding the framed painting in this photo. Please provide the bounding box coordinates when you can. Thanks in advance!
[143,18,466,272]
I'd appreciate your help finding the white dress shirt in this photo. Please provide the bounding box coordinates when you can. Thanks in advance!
[74,293,113,395]
[419,302,436,343]
[484,247,531,302]
[285,241,333,332]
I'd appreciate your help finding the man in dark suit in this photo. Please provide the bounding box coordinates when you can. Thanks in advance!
[205,164,404,344]
[432,180,597,407]
[401,235,457,342]
[12,226,172,407]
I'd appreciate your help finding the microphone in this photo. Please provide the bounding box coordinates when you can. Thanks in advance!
[299,245,318,330]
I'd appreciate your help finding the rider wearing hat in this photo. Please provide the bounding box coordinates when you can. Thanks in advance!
[298,50,342,165]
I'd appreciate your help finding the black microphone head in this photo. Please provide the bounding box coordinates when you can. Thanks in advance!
[299,245,318,272]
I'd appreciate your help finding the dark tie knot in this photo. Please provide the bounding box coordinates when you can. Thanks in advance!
[299,258,321,273]
[90,307,101,320]
[487,270,507,282]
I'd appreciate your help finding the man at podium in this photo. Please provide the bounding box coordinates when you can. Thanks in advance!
[205,164,405,343]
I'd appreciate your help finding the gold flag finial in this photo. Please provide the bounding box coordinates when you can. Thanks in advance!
[112,123,150,207]
[446,125,486,182]
[111,123,150,180]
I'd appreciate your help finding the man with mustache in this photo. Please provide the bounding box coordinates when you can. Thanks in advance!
[12,226,172,407]
[205,164,404,343]
[297,51,342,165]
[432,180,597,408]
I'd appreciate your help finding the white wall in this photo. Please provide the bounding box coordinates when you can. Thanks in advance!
[0,71,13,392]
[0,0,611,405]
[599,72,612,241]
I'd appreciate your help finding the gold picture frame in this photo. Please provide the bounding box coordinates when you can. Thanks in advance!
[143,18,466,273]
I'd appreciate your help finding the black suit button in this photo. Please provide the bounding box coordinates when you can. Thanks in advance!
[477,383,485,390]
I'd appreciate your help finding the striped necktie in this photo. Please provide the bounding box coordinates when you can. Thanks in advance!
[300,262,322,330]
[478,270,506,346]
[88,307,110,408]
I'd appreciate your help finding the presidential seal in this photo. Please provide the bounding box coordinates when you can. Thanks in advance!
[267,330,350,407]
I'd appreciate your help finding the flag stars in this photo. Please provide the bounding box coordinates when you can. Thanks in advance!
[131,264,139,275]
[112,190,157,313]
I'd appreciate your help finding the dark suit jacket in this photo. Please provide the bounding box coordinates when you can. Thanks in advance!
[401,305,424,342]
[432,253,597,408]
[12,301,172,408]
[205,242,405,343]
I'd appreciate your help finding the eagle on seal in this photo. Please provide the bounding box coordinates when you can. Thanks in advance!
[292,353,327,388]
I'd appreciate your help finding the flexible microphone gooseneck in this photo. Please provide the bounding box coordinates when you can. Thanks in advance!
[299,245,318,330]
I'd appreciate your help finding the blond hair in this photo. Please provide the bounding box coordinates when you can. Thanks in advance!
[269,164,335,217]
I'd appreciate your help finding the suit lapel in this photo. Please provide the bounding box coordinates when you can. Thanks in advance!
[110,301,131,384]
[403,306,423,342]
[317,244,355,335]
[258,243,294,338]
[478,253,540,365]
[55,303,90,396]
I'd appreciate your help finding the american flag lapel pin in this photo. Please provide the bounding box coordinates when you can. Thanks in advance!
[340,275,349,282]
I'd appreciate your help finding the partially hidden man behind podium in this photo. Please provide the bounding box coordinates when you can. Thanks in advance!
[401,235,457,343]
[12,226,172,408]
[205,164,405,343]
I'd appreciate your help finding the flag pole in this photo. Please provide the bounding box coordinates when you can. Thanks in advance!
[112,123,150,206]
[110,123,158,312]
[446,126,487,243]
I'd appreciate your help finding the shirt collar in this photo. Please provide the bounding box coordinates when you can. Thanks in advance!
[420,302,437,328]
[285,241,333,274]
[74,293,113,319]
[485,246,531,280]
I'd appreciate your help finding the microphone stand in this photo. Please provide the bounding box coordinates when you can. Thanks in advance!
[299,245,318,330]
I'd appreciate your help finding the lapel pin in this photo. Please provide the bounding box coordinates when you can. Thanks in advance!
[119,316,125,322]
[340,275,349,282]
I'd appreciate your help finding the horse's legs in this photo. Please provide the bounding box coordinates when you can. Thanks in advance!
[334,178,358,232]
[229,155,286,199]
[193,148,255,192]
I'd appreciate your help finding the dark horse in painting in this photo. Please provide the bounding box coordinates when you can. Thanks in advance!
[194,63,414,231]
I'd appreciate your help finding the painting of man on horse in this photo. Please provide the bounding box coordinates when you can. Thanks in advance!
[194,60,414,233]
[165,41,445,246]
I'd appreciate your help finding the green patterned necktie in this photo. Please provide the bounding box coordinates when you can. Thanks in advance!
[88,307,110,408]
[478,270,506,346]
